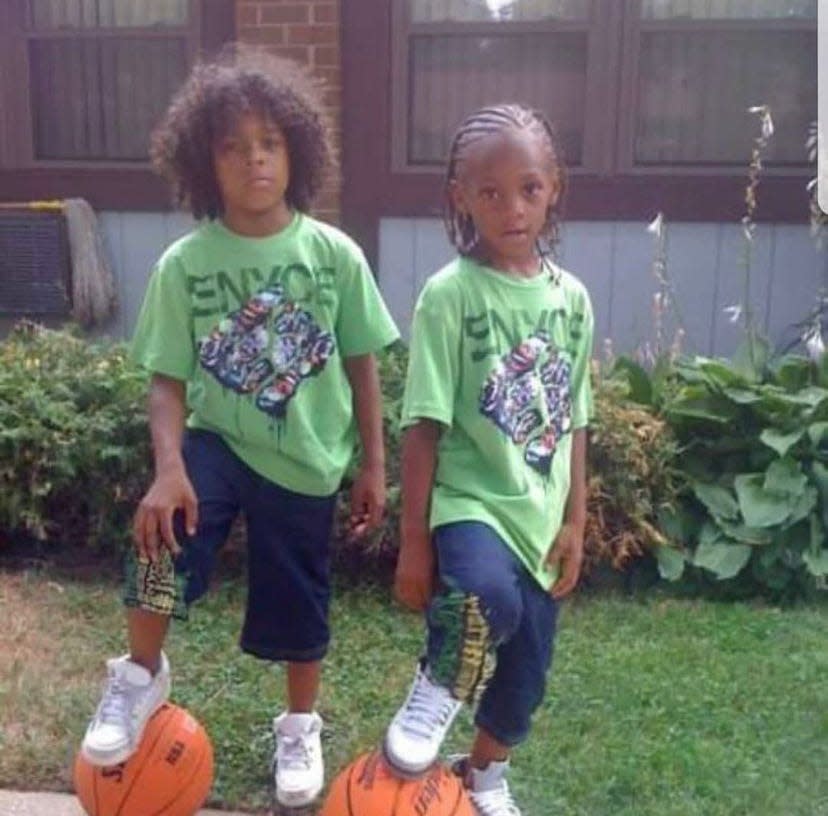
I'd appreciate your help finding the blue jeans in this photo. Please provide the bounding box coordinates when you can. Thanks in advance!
[124,429,337,662]
[426,521,559,747]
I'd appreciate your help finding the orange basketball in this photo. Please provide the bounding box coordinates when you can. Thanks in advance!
[320,751,473,816]
[73,703,214,816]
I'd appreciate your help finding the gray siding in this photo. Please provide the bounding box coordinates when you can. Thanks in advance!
[98,210,193,340]
[55,211,823,360]
[378,218,828,357]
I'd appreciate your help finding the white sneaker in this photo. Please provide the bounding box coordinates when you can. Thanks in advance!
[273,711,324,808]
[468,760,522,816]
[81,652,171,766]
[383,662,463,777]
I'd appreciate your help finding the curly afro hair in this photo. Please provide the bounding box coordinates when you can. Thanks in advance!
[150,44,332,219]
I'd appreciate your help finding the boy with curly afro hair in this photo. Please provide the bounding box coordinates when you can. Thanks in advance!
[81,45,398,810]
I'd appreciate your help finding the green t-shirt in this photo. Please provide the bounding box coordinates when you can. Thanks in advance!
[131,213,399,496]
[402,256,594,589]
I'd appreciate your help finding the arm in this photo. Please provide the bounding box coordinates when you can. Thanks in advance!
[343,353,386,538]
[132,373,198,562]
[394,419,441,611]
[547,427,587,599]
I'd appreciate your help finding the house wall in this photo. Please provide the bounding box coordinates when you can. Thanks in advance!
[236,0,343,224]
[379,218,828,357]
[62,213,823,358]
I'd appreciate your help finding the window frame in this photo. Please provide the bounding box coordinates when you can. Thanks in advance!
[342,0,815,265]
[0,0,235,209]
[390,0,622,175]
[617,0,818,175]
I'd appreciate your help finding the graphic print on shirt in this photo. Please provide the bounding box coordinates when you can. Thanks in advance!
[479,329,572,476]
[198,284,334,419]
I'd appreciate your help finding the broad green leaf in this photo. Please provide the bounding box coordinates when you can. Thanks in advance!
[657,505,699,543]
[777,386,828,409]
[613,357,653,406]
[784,485,818,528]
[818,350,828,388]
[810,513,825,553]
[759,428,805,457]
[691,482,739,521]
[655,545,685,581]
[767,354,813,391]
[764,458,808,496]
[697,359,748,388]
[731,335,770,383]
[722,387,763,405]
[718,520,773,545]
[667,387,738,423]
[734,474,794,528]
[803,550,828,577]
[813,461,828,528]
[808,421,828,447]
[698,520,722,548]
[693,538,752,580]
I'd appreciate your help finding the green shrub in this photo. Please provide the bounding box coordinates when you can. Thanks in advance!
[643,341,828,599]
[585,369,682,575]
[1,325,684,590]
[0,322,149,549]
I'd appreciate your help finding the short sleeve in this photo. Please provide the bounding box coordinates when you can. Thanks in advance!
[130,257,196,380]
[335,245,399,357]
[401,285,459,428]
[570,289,595,430]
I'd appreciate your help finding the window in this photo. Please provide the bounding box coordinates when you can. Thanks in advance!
[342,0,817,260]
[623,0,818,169]
[396,1,599,169]
[394,0,817,172]
[0,0,235,207]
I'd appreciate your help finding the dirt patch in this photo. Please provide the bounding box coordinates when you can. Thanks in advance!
[0,574,61,671]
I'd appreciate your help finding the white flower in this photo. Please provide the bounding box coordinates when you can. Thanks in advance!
[803,324,825,361]
[748,105,774,141]
[647,213,664,238]
[723,304,742,324]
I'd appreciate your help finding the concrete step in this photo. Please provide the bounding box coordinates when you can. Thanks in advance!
[0,790,257,816]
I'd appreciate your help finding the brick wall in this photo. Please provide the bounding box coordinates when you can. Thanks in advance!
[236,1,342,224]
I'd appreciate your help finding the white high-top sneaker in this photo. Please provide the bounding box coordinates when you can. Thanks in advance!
[468,760,522,816]
[273,711,324,808]
[383,662,463,777]
[81,652,171,766]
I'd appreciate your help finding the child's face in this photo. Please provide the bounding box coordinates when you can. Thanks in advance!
[451,128,559,273]
[213,112,291,233]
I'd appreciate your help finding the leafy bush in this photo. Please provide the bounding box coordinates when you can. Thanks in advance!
[639,340,828,599]
[1,325,683,590]
[0,322,149,549]
[585,369,682,575]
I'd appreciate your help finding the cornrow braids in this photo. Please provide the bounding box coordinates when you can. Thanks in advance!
[443,103,567,259]
[151,43,332,220]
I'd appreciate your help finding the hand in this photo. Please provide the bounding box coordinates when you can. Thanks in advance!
[394,524,435,612]
[546,522,584,599]
[132,466,198,563]
[348,463,386,539]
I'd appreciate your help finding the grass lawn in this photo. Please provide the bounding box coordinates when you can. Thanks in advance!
[1,562,827,816]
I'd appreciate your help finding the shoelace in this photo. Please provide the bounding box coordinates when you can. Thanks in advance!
[278,733,313,771]
[97,671,130,725]
[399,680,458,739]
[471,782,521,816]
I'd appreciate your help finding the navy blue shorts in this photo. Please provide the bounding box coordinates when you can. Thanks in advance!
[425,521,559,747]
[124,429,337,662]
